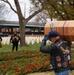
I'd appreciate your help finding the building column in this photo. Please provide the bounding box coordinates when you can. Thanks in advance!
[11,28,13,32]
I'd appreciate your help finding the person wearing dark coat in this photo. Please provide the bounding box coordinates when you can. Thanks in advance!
[40,30,72,75]
[10,31,20,51]
[0,36,2,48]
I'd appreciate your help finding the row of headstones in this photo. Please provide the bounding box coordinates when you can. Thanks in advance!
[1,36,74,45]
[1,36,48,45]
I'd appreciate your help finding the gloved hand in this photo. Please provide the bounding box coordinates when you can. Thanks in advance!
[43,35,47,41]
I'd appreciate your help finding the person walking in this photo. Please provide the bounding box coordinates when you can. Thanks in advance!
[10,31,20,51]
[40,30,72,75]
[0,36,2,48]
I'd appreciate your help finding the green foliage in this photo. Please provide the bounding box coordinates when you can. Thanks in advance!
[45,0,74,20]
[0,44,50,75]
[0,44,74,75]
[31,0,74,20]
[30,0,40,7]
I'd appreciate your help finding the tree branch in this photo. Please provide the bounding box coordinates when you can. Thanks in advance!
[26,7,43,21]
[25,0,46,22]
[1,0,18,14]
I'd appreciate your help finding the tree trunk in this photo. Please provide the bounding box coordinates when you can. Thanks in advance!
[19,19,25,47]
[14,0,25,47]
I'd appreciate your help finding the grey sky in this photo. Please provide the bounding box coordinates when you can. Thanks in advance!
[5,0,30,21]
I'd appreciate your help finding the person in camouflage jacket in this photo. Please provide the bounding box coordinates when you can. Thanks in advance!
[10,31,20,51]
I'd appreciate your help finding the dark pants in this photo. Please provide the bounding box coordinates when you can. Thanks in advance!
[12,42,18,51]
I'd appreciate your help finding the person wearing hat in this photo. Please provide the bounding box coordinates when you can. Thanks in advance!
[40,30,72,75]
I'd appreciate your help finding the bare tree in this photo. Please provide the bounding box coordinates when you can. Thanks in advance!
[34,10,49,25]
[0,0,46,47]
[0,2,9,20]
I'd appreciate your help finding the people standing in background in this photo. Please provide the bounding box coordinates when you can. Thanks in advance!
[0,36,2,48]
[10,31,20,51]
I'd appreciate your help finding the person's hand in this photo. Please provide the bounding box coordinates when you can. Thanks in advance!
[60,47,70,54]
[44,35,47,41]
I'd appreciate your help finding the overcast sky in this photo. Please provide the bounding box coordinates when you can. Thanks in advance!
[4,0,30,21]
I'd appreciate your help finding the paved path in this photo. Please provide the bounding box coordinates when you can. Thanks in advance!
[27,71,55,75]
[27,71,74,75]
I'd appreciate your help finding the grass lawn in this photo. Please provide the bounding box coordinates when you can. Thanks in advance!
[0,43,48,75]
[0,43,74,75]
[0,43,41,53]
